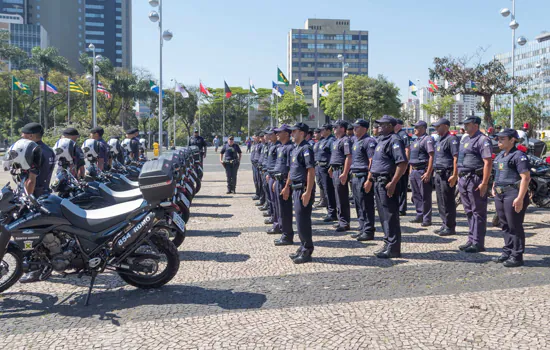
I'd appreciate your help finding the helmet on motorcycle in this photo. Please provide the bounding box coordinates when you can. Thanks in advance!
[82,139,100,161]
[121,138,132,153]
[54,138,76,164]
[108,138,122,155]
[139,138,146,149]
[4,139,41,171]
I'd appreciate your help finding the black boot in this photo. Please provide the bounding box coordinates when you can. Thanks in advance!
[292,250,312,264]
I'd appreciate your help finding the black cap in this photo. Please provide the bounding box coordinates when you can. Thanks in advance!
[463,116,482,125]
[414,120,428,128]
[396,119,404,125]
[258,132,265,137]
[90,126,104,136]
[333,120,349,129]
[496,128,519,139]
[313,128,321,133]
[352,119,369,128]
[265,127,275,135]
[228,135,234,140]
[274,124,292,133]
[63,127,80,136]
[289,122,309,133]
[125,128,138,134]
[375,115,397,126]
[21,122,43,135]
[432,118,451,127]
[347,124,354,130]
[194,129,199,133]
[321,123,333,130]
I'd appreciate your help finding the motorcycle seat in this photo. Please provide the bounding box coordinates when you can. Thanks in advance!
[60,198,145,232]
[99,183,142,204]
[118,175,139,188]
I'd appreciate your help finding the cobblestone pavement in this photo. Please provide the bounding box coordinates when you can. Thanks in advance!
[1,152,550,349]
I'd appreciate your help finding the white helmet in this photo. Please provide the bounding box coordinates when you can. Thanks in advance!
[82,139,99,161]
[4,139,41,171]
[121,138,132,153]
[139,138,146,149]
[54,138,76,164]
[109,138,121,155]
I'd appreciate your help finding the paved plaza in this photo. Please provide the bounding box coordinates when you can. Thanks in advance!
[1,151,550,349]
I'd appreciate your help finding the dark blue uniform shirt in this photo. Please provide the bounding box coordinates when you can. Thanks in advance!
[313,137,324,163]
[290,140,315,183]
[35,140,56,195]
[409,133,435,166]
[434,133,459,170]
[261,142,271,168]
[458,131,493,172]
[397,129,410,148]
[251,143,260,163]
[370,132,408,175]
[494,147,530,186]
[266,141,281,173]
[273,141,294,175]
[130,137,140,161]
[317,135,335,163]
[351,134,377,172]
[189,135,207,152]
[220,143,242,161]
[329,135,351,166]
[97,138,109,164]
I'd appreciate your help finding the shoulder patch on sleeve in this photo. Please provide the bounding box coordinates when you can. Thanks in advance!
[483,141,491,147]
[520,156,527,161]
[393,143,400,149]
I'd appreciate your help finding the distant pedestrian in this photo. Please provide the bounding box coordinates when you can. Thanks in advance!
[220,136,242,194]
[246,137,252,153]
[214,135,221,152]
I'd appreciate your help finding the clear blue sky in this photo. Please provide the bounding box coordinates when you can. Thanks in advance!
[132,0,550,100]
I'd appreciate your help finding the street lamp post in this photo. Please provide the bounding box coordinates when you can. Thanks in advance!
[500,2,527,128]
[87,43,98,127]
[148,0,173,154]
[337,54,349,120]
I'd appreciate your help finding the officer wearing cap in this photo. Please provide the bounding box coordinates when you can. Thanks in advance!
[367,115,408,258]
[272,124,295,245]
[20,122,55,197]
[409,120,435,226]
[350,119,378,241]
[282,122,316,263]
[317,124,337,221]
[313,127,327,208]
[219,136,242,194]
[125,128,140,161]
[346,123,356,205]
[394,119,410,216]
[432,118,459,236]
[190,129,207,161]
[90,126,109,170]
[255,131,268,209]
[329,120,352,231]
[250,133,261,201]
[258,128,273,215]
[457,116,493,253]
[62,127,85,179]
[306,129,315,147]
[492,128,530,267]
[264,128,280,226]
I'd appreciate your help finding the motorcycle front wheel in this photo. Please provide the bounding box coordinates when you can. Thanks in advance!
[0,245,24,293]
[117,233,179,289]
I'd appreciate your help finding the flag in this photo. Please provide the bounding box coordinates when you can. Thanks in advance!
[470,81,478,91]
[319,82,329,97]
[277,67,289,86]
[69,78,88,95]
[97,81,112,99]
[409,80,417,97]
[272,81,284,97]
[295,79,304,97]
[224,81,232,99]
[429,80,439,91]
[149,80,166,97]
[40,77,59,94]
[12,76,31,95]
[199,82,212,97]
[249,80,258,95]
[175,83,189,98]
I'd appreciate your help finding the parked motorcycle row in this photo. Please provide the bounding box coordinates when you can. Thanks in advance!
[0,141,204,305]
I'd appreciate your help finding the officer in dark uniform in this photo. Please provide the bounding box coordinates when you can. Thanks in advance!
[259,129,272,215]
[265,128,282,233]
[125,128,140,161]
[350,119,377,241]
[432,118,459,236]
[90,126,109,170]
[394,119,410,216]
[189,129,207,161]
[271,124,295,245]
[366,115,408,259]
[306,129,315,147]
[255,132,267,207]
[62,127,85,179]
[219,136,242,194]
[317,124,337,221]
[346,124,355,139]
[492,128,530,267]
[457,116,493,253]
[284,122,316,264]
[313,127,326,208]
[251,133,261,201]
[329,120,352,232]
[20,123,55,197]
[347,124,356,206]
[409,120,435,226]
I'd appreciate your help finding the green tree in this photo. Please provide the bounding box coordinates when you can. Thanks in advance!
[420,95,456,120]
[493,94,545,134]
[269,93,309,124]
[0,31,27,69]
[164,86,199,144]
[27,46,71,129]
[321,75,401,122]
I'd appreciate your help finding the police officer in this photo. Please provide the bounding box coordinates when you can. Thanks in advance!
[306,129,315,147]
[283,122,316,264]
[394,119,410,216]
[347,124,356,206]
[90,126,109,170]
[61,127,85,179]
[318,124,337,222]
[250,134,261,201]
[125,128,140,161]
[259,129,272,215]
[20,123,55,198]
[255,132,267,209]
[492,128,530,267]
[265,128,282,233]
[219,136,242,194]
[272,124,295,245]
[409,120,435,226]
[350,119,377,241]
[367,115,408,259]
[346,124,355,139]
[189,129,207,161]
[313,127,327,208]
[457,116,493,253]
[432,118,459,236]
[329,120,352,232]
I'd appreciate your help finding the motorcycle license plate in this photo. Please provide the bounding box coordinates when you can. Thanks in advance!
[172,212,186,232]
[184,183,193,195]
[179,192,190,208]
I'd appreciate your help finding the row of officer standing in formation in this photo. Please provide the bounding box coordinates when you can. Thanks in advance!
[247,115,531,267]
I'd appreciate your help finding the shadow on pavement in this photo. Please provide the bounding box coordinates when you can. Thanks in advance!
[314,239,375,249]
[191,203,231,208]
[190,213,234,219]
[186,230,241,238]
[179,251,250,263]
[194,195,231,199]
[314,256,408,267]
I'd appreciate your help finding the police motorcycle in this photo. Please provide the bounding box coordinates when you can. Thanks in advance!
[0,139,181,305]
[188,145,204,180]
[52,139,186,248]
[182,147,202,194]
[159,151,191,224]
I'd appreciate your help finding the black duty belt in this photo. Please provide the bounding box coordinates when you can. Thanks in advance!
[411,164,427,170]
[435,168,453,175]
[351,172,368,178]
[316,161,329,167]
[223,160,237,164]
[291,183,304,190]
[459,169,483,178]
[273,173,287,181]
[331,165,344,171]
[372,174,391,183]
[495,183,519,194]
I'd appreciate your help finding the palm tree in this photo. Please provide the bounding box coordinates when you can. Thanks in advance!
[28,47,70,129]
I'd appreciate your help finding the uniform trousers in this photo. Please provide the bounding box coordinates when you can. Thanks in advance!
[351,174,375,235]
[268,177,280,231]
[434,170,456,230]
[262,171,272,215]
[458,174,488,247]
[319,166,337,218]
[398,168,409,213]
[252,163,261,197]
[223,162,239,191]
[410,168,433,224]
[275,179,294,240]
[494,187,528,259]
[331,168,350,227]
[292,185,315,251]
[315,165,326,205]
[373,178,402,253]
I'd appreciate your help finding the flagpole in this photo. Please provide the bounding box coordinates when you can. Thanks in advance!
[317,83,320,128]
[173,80,176,148]
[10,76,14,144]
[223,87,226,139]
[67,77,71,124]
[275,95,278,127]
[38,82,41,125]
[247,78,250,139]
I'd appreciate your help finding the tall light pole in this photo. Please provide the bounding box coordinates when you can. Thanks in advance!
[337,54,349,120]
[87,43,99,127]
[148,0,173,154]
[500,3,527,128]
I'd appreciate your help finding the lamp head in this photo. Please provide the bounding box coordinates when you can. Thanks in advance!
[517,36,527,46]
[509,20,519,30]
[500,8,511,17]
[88,43,95,50]
[148,11,160,23]
[162,30,173,41]
[149,0,159,7]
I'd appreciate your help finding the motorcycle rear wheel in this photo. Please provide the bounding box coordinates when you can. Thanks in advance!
[0,245,24,293]
[118,233,179,289]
